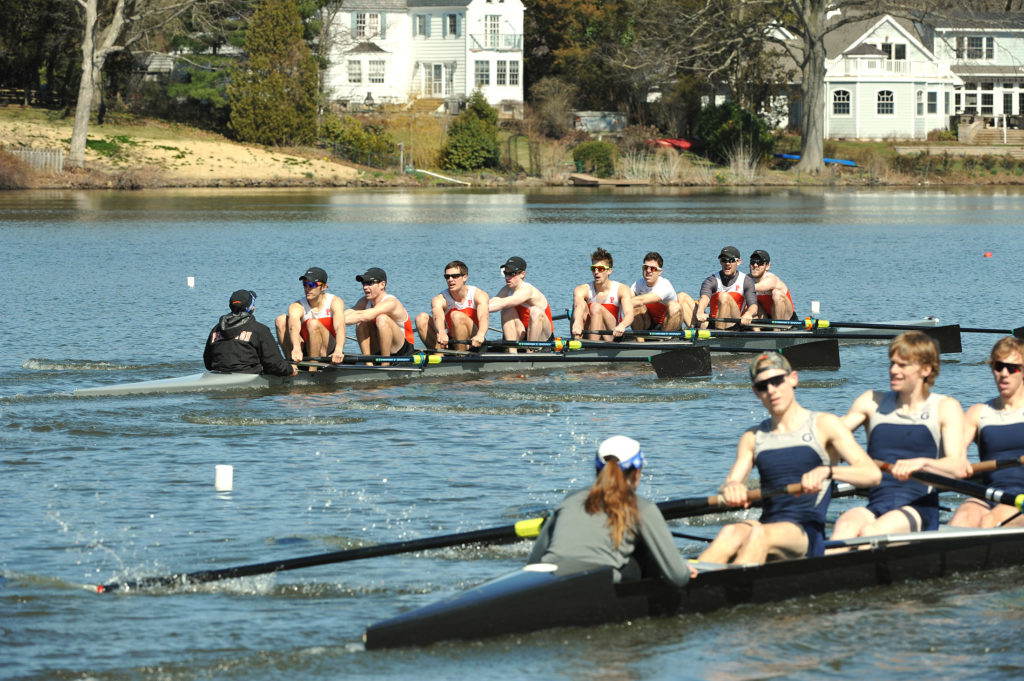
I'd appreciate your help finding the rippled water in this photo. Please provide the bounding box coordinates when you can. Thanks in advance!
[2,187,1023,680]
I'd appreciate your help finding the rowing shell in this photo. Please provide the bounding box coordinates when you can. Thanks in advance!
[362,525,1024,649]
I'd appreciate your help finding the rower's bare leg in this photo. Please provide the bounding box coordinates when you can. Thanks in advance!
[415,312,437,349]
[712,293,741,329]
[356,322,375,361]
[585,303,616,341]
[500,308,526,351]
[676,293,696,329]
[307,323,330,359]
[827,506,876,550]
[772,290,794,324]
[631,308,652,331]
[735,521,808,564]
[980,503,1022,528]
[275,314,289,351]
[949,498,988,528]
[449,314,475,348]
[527,308,552,342]
[698,521,754,564]
[375,316,402,357]
[661,300,683,331]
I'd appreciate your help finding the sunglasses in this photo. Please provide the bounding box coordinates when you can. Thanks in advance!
[361,279,381,285]
[642,265,662,273]
[590,265,610,273]
[302,281,321,289]
[750,260,767,266]
[753,373,788,393]
[993,361,1024,374]
[503,269,523,277]
[719,257,740,264]
[443,272,463,280]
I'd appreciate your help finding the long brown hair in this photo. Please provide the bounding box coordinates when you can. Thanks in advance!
[584,457,639,547]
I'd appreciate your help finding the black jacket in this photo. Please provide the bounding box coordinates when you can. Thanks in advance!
[203,312,293,376]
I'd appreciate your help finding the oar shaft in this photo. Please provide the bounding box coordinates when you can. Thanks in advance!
[874,460,1024,511]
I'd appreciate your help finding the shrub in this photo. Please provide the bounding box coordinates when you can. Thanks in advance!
[529,77,578,138]
[979,154,1000,171]
[440,91,500,170]
[619,124,661,153]
[0,150,32,189]
[320,114,395,166]
[694,102,774,165]
[572,140,617,177]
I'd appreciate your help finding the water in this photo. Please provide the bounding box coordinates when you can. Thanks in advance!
[2,187,1023,680]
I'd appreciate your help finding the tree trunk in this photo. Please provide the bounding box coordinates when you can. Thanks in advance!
[68,0,99,168]
[796,0,826,174]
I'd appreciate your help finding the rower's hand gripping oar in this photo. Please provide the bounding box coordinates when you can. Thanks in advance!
[875,460,1024,511]
[94,480,827,593]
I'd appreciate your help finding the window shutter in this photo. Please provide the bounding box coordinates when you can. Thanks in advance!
[443,15,448,37]
[425,15,432,38]
[351,12,357,39]
[381,12,387,38]
[457,13,463,37]
[412,15,417,37]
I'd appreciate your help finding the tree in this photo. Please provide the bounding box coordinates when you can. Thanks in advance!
[227,0,319,145]
[440,91,500,170]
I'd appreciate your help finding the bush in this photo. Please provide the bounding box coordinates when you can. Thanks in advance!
[320,114,395,166]
[694,102,774,165]
[529,77,578,138]
[440,91,500,170]
[979,154,1000,171]
[619,124,661,153]
[0,150,32,189]
[572,140,617,177]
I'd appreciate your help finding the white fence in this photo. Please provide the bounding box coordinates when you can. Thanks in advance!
[5,148,65,173]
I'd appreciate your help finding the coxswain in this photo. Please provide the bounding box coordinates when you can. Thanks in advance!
[345,267,416,357]
[698,353,880,565]
[748,249,796,321]
[415,260,490,350]
[206,290,296,376]
[691,246,759,329]
[527,436,694,585]
[630,251,685,331]
[570,246,634,341]
[829,332,968,543]
[950,337,1024,529]
[275,267,345,364]
[488,256,554,342]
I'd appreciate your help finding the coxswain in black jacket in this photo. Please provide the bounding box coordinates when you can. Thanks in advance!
[204,290,296,376]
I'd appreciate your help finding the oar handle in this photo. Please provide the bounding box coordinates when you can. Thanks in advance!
[969,455,1024,475]
[874,460,1024,511]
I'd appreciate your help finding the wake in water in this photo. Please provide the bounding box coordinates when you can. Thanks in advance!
[22,358,195,372]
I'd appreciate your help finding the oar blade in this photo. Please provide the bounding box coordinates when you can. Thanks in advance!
[651,347,712,379]
[923,324,962,354]
[781,339,840,371]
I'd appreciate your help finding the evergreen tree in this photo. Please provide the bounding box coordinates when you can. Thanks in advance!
[228,0,318,145]
[440,91,501,171]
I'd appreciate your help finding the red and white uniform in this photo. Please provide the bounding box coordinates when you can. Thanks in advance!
[587,282,623,321]
[299,293,339,343]
[514,282,554,330]
[367,294,415,344]
[756,288,795,318]
[630,277,677,325]
[710,271,750,318]
[441,285,480,331]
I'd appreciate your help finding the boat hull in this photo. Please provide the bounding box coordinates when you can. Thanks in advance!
[363,526,1024,649]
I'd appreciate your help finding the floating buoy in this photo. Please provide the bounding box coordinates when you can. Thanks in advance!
[984,251,993,258]
[215,464,233,491]
[187,276,196,287]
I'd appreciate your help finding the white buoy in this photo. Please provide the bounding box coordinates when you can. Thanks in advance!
[187,276,196,288]
[215,464,233,491]
[810,301,820,315]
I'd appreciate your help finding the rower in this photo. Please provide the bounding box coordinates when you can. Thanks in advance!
[345,267,416,357]
[275,267,345,364]
[571,247,634,341]
[748,249,797,321]
[630,251,686,331]
[950,337,1024,529]
[698,353,879,565]
[527,436,694,586]
[488,256,554,343]
[691,246,759,329]
[206,289,296,376]
[415,260,490,350]
[829,332,968,544]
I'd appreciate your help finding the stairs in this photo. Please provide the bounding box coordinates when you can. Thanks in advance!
[970,128,1024,145]
[405,97,445,114]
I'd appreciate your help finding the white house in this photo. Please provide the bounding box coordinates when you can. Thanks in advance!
[323,0,524,116]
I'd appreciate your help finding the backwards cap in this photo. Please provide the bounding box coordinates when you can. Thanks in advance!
[595,435,645,472]
[748,352,793,381]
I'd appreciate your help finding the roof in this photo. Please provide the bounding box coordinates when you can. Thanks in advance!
[843,43,887,57]
[408,0,470,7]
[342,0,411,10]
[930,11,1024,31]
[951,64,1023,77]
[350,42,388,54]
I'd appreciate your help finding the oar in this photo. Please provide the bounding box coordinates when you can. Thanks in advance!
[722,316,1024,339]
[454,338,585,352]
[94,480,840,593]
[708,318,962,354]
[875,461,1024,511]
[970,455,1024,475]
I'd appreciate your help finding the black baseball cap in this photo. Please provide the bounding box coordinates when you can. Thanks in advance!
[501,256,527,275]
[356,267,387,284]
[718,246,741,260]
[300,267,328,283]
[750,249,770,263]
[229,289,256,313]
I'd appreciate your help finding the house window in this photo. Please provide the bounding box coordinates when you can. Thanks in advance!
[348,60,362,84]
[475,60,489,86]
[916,90,924,116]
[414,15,428,37]
[877,90,894,115]
[486,15,500,48]
[1005,92,1013,115]
[879,43,906,60]
[945,92,950,115]
[928,92,938,114]
[967,36,993,59]
[355,12,380,38]
[369,60,385,84]
[982,93,994,114]
[446,14,458,37]
[496,60,507,86]
[833,89,850,115]
[509,60,519,86]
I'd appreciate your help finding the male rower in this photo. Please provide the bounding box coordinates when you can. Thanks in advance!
[829,332,968,544]
[950,337,1024,529]
[489,256,554,342]
[415,260,490,350]
[691,246,759,329]
[206,289,297,376]
[276,267,345,364]
[345,267,416,357]
[748,249,796,321]
[571,246,634,341]
[697,353,880,565]
[630,251,685,331]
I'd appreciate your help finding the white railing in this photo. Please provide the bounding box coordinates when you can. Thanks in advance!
[469,33,522,51]
[5,147,64,173]
[826,59,946,79]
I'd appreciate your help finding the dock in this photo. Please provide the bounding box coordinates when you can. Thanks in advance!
[568,173,649,187]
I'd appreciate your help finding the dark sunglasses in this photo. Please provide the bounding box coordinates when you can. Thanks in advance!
[719,257,739,264]
[753,373,788,393]
[993,361,1024,374]
[443,272,463,280]
[361,279,380,285]
[302,281,321,289]
[750,259,767,266]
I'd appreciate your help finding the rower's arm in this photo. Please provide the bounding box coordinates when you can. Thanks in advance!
[571,284,588,337]
[816,413,882,489]
[430,295,448,340]
[286,303,305,362]
[346,297,394,324]
[615,285,634,333]
[489,285,531,311]
[330,296,346,361]
[841,390,874,433]
[933,396,970,477]
[472,289,490,346]
[719,431,756,507]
